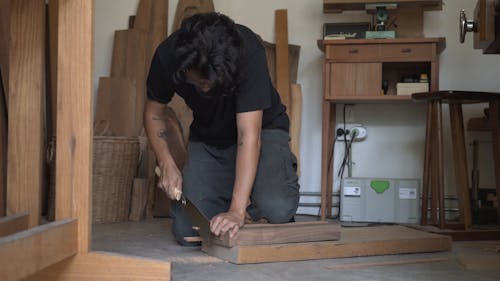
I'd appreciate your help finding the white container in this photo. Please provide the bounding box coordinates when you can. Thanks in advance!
[341,177,421,224]
[396,82,429,96]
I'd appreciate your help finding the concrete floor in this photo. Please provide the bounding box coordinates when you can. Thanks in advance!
[92,218,500,281]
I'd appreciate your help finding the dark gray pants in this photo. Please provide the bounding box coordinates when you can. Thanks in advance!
[171,129,300,245]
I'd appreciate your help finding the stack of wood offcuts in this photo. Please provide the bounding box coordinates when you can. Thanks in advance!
[93,0,171,223]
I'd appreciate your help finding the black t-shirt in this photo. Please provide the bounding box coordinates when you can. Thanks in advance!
[146,24,289,147]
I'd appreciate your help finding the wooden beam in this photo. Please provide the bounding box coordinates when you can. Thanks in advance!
[0,213,29,237]
[275,9,290,115]
[0,219,77,281]
[24,252,171,281]
[55,0,93,253]
[203,225,451,264]
[212,221,340,248]
[6,0,45,228]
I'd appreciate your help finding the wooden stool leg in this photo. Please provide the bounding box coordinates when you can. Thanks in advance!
[449,103,472,230]
[320,101,335,220]
[430,101,439,225]
[435,101,445,228]
[489,100,500,223]
[421,102,433,225]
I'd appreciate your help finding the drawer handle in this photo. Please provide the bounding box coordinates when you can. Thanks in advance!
[401,48,412,53]
[348,49,359,54]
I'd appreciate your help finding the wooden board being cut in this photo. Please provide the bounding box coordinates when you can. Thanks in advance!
[212,221,340,248]
[203,225,452,264]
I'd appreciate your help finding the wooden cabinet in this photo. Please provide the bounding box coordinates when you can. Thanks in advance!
[319,38,445,102]
[318,38,446,219]
[328,63,381,98]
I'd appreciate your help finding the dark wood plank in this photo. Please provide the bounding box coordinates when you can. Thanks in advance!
[7,0,46,228]
[275,9,290,115]
[212,221,341,248]
[203,225,451,264]
[449,104,472,230]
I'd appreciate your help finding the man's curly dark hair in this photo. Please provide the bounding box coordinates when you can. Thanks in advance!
[173,12,243,93]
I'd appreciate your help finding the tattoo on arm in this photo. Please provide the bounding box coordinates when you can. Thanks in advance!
[158,130,167,140]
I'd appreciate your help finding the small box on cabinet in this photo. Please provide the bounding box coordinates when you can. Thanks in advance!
[396,82,429,96]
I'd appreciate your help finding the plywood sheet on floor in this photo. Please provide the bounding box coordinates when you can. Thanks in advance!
[202,225,452,264]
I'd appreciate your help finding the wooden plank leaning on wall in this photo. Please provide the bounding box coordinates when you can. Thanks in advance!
[6,0,45,228]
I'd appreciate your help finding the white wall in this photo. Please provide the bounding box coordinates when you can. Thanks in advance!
[94,0,500,216]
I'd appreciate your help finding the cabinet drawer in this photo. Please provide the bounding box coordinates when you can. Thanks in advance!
[326,45,379,60]
[380,44,434,60]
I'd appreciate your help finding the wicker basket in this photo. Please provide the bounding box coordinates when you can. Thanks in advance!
[92,136,139,223]
[47,136,140,223]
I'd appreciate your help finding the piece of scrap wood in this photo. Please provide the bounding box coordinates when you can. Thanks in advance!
[211,221,340,248]
[326,257,449,270]
[184,236,203,243]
